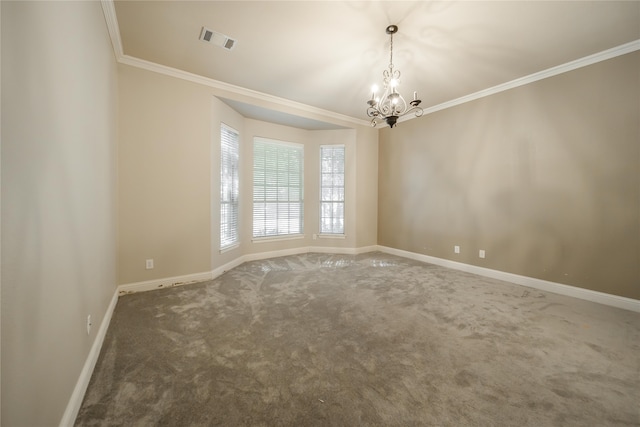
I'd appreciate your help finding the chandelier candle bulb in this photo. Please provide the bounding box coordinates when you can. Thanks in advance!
[414,91,417,101]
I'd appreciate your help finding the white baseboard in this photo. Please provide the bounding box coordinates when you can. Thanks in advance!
[59,290,119,427]
[118,245,381,295]
[352,245,379,255]
[304,245,379,256]
[377,245,640,313]
[211,256,246,279]
[239,245,380,262]
[118,246,640,313]
[117,271,213,295]
[243,246,311,262]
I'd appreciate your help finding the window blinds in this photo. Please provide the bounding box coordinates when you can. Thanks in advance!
[320,145,345,234]
[253,138,304,238]
[220,124,239,249]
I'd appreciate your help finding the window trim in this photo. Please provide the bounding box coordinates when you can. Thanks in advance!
[220,122,240,251]
[252,234,305,244]
[252,136,304,239]
[317,233,346,239]
[319,144,345,236]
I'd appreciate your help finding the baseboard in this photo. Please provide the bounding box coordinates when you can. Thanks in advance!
[306,245,379,255]
[377,246,640,313]
[117,271,213,295]
[119,245,382,295]
[243,246,311,262]
[116,248,314,295]
[241,245,378,262]
[215,244,380,278]
[352,245,379,255]
[211,256,246,280]
[59,290,119,427]
[117,246,639,313]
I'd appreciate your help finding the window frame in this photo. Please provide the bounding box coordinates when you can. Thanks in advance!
[220,123,240,251]
[319,144,346,237]
[252,137,304,241]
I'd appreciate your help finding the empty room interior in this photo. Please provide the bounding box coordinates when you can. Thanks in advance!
[2,1,639,426]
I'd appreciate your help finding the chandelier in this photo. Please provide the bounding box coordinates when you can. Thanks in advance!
[366,25,423,128]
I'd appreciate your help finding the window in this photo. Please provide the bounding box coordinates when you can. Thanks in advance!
[220,124,239,250]
[253,138,304,238]
[320,145,345,235]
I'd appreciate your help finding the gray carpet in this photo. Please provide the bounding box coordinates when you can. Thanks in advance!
[75,252,640,426]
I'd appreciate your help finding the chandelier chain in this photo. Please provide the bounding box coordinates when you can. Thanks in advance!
[389,31,394,69]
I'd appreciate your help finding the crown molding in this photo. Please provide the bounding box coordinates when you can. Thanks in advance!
[118,55,370,127]
[100,0,123,59]
[399,39,640,123]
[101,1,638,129]
[100,0,366,127]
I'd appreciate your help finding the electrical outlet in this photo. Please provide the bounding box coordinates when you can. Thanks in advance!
[479,249,486,259]
[454,245,460,254]
[146,259,154,269]
[86,315,92,335]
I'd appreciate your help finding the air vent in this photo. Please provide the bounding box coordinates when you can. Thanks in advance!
[202,28,213,42]
[199,26,237,51]
[224,38,235,50]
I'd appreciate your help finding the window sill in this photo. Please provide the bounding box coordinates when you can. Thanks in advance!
[317,234,346,239]
[252,234,305,244]
[220,243,240,254]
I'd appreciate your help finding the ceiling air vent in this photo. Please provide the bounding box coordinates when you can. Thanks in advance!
[199,26,237,51]
[223,38,236,50]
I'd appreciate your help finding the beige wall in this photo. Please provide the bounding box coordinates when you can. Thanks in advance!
[355,126,379,248]
[378,52,640,300]
[1,1,118,425]
[118,65,216,284]
[118,65,379,285]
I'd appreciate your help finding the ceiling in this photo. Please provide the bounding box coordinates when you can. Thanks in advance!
[113,1,640,129]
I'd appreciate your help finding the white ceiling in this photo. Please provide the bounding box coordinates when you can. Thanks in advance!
[113,1,640,129]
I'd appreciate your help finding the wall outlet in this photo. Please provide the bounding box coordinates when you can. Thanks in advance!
[479,249,486,259]
[454,245,460,254]
[86,315,92,335]
[146,259,154,269]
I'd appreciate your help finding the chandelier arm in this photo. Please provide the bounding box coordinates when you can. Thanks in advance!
[396,96,408,115]
[404,106,423,118]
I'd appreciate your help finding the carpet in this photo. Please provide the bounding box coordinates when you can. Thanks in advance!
[75,252,640,426]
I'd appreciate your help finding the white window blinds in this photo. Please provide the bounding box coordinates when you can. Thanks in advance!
[253,138,304,238]
[320,145,345,234]
[220,124,239,249]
